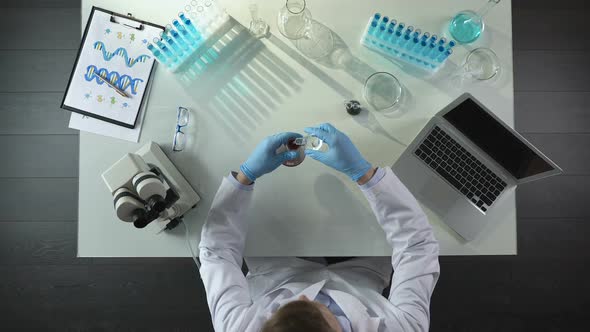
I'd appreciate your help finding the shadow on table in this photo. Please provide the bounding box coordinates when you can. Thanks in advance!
[175,17,305,143]
[313,173,382,251]
[292,20,377,86]
[174,16,365,143]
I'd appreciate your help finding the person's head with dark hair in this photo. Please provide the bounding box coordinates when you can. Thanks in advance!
[261,295,342,332]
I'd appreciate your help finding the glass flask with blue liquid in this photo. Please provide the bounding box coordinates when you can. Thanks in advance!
[449,0,500,44]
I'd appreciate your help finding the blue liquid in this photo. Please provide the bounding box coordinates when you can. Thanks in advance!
[147,43,168,64]
[449,12,483,44]
[367,21,377,35]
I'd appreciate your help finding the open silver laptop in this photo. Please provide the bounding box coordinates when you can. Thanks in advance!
[393,93,561,240]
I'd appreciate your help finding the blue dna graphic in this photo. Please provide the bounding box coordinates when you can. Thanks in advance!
[84,65,144,95]
[93,41,151,67]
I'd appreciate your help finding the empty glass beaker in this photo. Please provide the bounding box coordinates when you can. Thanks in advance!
[363,72,402,113]
[449,0,501,44]
[457,48,501,84]
[277,0,312,40]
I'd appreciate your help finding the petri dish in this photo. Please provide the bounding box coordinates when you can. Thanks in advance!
[363,72,402,112]
[464,48,500,81]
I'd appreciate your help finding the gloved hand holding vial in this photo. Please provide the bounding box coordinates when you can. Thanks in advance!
[237,123,372,183]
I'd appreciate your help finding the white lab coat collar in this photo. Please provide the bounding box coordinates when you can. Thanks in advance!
[272,280,327,311]
[323,289,381,332]
[271,281,381,332]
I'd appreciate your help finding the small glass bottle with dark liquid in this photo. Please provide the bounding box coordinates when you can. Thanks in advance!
[282,137,306,167]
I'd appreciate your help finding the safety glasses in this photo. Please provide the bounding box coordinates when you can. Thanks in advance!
[173,106,190,152]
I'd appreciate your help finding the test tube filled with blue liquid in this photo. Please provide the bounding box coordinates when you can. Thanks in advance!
[173,20,197,47]
[179,12,202,41]
[147,43,169,65]
[368,13,381,35]
[154,38,176,58]
[431,45,445,59]
[171,29,190,51]
[398,26,413,47]
[390,22,405,43]
[436,49,452,62]
[385,20,396,44]
[437,37,447,49]
[413,32,430,53]
[445,40,457,52]
[161,31,183,55]
[422,35,437,57]
[407,29,421,51]
[377,16,389,39]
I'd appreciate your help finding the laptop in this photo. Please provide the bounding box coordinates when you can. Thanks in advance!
[393,93,562,240]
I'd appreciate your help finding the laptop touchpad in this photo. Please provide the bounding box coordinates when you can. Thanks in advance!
[418,176,459,215]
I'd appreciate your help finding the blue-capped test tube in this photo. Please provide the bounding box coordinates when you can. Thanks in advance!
[146,43,169,65]
[406,29,421,51]
[398,26,413,47]
[179,12,202,41]
[384,19,396,42]
[413,32,430,53]
[436,48,452,62]
[429,37,446,57]
[437,37,447,49]
[445,40,457,52]
[430,45,445,59]
[170,29,190,51]
[160,31,182,55]
[389,22,404,43]
[368,13,381,35]
[154,38,176,58]
[377,16,389,39]
[422,35,437,57]
[173,20,197,47]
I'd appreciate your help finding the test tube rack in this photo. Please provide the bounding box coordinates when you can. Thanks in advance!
[146,1,230,73]
[361,13,456,73]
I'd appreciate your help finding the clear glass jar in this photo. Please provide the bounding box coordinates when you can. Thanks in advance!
[277,0,312,40]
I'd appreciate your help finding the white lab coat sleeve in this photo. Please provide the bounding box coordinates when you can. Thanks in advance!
[198,175,254,331]
[360,167,440,332]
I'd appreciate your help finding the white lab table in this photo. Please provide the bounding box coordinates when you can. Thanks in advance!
[78,0,515,257]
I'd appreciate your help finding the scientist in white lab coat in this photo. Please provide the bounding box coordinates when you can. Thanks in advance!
[199,123,440,332]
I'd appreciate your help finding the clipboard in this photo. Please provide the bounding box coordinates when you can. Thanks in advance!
[61,7,164,129]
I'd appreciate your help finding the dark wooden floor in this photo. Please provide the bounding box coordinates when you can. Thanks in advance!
[1,0,589,331]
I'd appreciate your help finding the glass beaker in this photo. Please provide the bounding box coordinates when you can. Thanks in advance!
[449,0,501,44]
[277,0,312,40]
[457,48,501,83]
[363,72,402,113]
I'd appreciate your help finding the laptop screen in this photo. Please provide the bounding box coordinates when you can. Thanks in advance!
[443,98,555,179]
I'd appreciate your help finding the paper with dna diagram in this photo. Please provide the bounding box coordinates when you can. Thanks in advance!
[84,65,144,95]
[93,41,151,67]
[62,7,163,128]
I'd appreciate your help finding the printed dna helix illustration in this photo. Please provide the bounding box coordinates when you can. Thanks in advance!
[84,65,144,95]
[93,41,151,67]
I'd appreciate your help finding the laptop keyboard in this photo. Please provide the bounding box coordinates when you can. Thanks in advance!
[414,126,507,212]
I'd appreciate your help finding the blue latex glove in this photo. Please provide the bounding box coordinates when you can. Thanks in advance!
[240,132,302,182]
[304,123,372,182]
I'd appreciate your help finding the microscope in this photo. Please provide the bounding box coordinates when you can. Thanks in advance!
[102,142,200,233]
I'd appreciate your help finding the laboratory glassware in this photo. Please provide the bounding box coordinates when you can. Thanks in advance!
[294,135,324,151]
[173,107,190,152]
[280,137,306,167]
[345,100,362,115]
[459,48,501,83]
[248,4,270,38]
[277,0,312,40]
[361,13,455,72]
[449,0,501,44]
[363,72,402,112]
